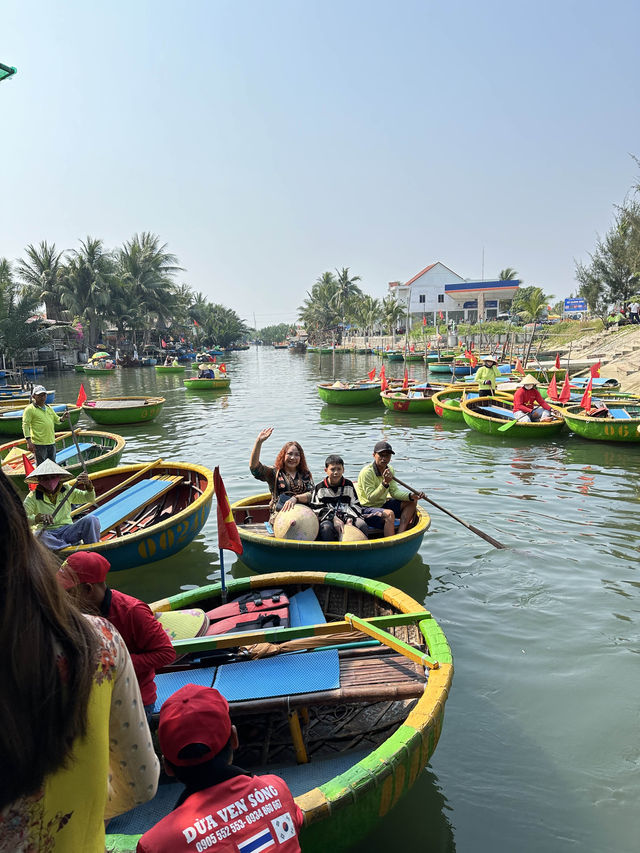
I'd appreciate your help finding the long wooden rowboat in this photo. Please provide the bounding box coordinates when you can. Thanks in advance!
[58,460,213,571]
[183,376,231,390]
[154,364,185,373]
[317,382,382,405]
[380,383,450,413]
[461,396,565,438]
[231,493,430,576]
[0,404,82,437]
[560,403,640,442]
[105,570,453,853]
[0,429,126,496]
[81,396,165,425]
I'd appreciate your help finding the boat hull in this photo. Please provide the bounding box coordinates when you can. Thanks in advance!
[231,493,430,576]
[82,397,165,425]
[461,397,565,438]
[0,405,81,436]
[317,384,381,405]
[561,405,640,441]
[83,366,116,375]
[184,377,231,390]
[381,390,435,413]
[154,365,185,373]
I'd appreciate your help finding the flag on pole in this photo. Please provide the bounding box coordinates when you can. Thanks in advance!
[76,384,87,408]
[469,353,478,368]
[368,367,376,381]
[548,373,558,400]
[554,352,561,369]
[580,377,593,411]
[161,339,167,348]
[470,341,475,350]
[514,357,525,374]
[590,361,601,378]
[438,311,444,321]
[193,320,199,327]
[558,372,571,403]
[422,314,427,326]
[218,363,227,374]
[213,467,243,555]
[409,343,415,352]
[22,454,37,490]
[380,364,388,391]
[402,368,409,389]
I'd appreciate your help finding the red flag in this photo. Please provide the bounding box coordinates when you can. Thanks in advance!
[380,364,388,391]
[469,353,478,368]
[409,343,415,352]
[438,311,444,321]
[180,337,185,343]
[580,378,593,411]
[422,314,426,326]
[590,361,601,378]
[193,320,199,327]
[22,454,37,491]
[76,384,87,407]
[402,368,409,389]
[558,372,571,403]
[161,339,167,348]
[548,373,558,400]
[464,349,471,359]
[368,367,376,381]
[514,357,525,374]
[426,342,431,350]
[218,363,227,374]
[213,467,243,555]
[470,341,475,350]
[554,352,561,369]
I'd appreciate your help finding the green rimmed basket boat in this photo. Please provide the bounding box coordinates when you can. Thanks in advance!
[432,387,514,422]
[83,364,117,375]
[1,429,126,496]
[560,403,640,442]
[380,382,451,414]
[317,382,382,405]
[105,570,452,853]
[74,363,87,372]
[184,376,231,390]
[154,364,186,374]
[461,396,565,438]
[81,396,165,425]
[231,493,430,576]
[0,403,82,437]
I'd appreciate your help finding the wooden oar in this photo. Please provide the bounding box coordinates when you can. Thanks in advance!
[71,457,162,517]
[391,475,507,550]
[65,410,89,476]
[497,417,519,432]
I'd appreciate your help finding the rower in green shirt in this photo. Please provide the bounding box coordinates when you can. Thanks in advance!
[355,440,425,535]
[474,356,502,396]
[21,385,69,465]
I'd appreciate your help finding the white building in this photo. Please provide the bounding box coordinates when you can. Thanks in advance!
[389,261,520,324]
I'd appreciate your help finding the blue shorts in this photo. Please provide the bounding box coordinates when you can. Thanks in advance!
[362,499,403,529]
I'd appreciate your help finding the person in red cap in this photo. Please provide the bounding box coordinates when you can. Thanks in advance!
[58,551,175,718]
[137,685,304,853]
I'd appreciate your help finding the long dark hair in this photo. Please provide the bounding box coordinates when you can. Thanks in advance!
[0,471,97,809]
[273,441,311,476]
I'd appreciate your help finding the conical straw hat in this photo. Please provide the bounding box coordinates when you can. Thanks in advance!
[25,458,73,483]
[518,374,540,387]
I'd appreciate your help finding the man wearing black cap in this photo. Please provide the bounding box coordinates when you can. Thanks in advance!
[356,441,425,535]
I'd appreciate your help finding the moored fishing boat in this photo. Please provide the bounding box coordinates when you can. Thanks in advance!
[231,493,430,576]
[58,460,213,571]
[154,364,185,374]
[428,361,469,375]
[317,382,382,405]
[0,387,55,404]
[0,429,126,496]
[432,387,488,422]
[105,570,452,853]
[0,403,82,437]
[461,396,565,438]
[380,382,450,413]
[559,403,640,442]
[81,396,165,425]
[183,376,231,390]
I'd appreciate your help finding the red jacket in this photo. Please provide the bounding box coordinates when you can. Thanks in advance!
[136,773,303,853]
[103,588,175,706]
[512,387,551,414]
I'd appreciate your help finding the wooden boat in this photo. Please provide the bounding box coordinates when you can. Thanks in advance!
[231,493,430,576]
[20,366,44,375]
[0,404,82,437]
[154,364,185,374]
[560,403,640,442]
[0,429,126,496]
[184,376,231,390]
[74,363,87,372]
[426,351,456,363]
[105,571,452,853]
[58,460,213,571]
[81,396,165,425]
[83,364,116,375]
[380,382,450,413]
[0,387,55,404]
[432,387,493,422]
[140,356,157,366]
[461,396,565,438]
[430,361,473,377]
[385,350,405,361]
[317,382,381,405]
[272,342,289,349]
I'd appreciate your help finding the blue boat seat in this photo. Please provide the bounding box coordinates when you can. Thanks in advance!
[89,475,182,535]
[56,442,94,463]
[609,408,631,419]
[214,648,339,701]
[289,588,326,627]
[480,405,517,419]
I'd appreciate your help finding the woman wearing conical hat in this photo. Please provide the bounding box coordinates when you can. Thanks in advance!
[22,459,101,550]
[512,375,553,423]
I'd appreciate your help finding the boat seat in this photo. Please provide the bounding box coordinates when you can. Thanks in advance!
[288,588,326,627]
[480,405,517,419]
[608,408,631,419]
[56,442,94,463]
[90,475,182,535]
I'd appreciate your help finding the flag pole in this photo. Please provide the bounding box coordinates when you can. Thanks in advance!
[218,549,228,603]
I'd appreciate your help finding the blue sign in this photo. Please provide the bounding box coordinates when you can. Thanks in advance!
[564,298,587,311]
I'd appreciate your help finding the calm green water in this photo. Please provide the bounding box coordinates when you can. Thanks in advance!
[49,351,639,853]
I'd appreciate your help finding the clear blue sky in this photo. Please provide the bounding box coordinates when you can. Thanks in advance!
[2,0,639,327]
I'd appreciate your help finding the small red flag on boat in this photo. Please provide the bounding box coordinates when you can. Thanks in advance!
[548,373,558,400]
[590,361,601,378]
[438,311,444,321]
[515,358,525,375]
[76,384,87,407]
[161,339,167,348]
[554,352,561,369]
[422,314,427,326]
[368,367,376,381]
[410,343,415,352]
[193,320,199,327]
[22,454,37,490]
[213,467,243,555]
[558,372,571,403]
[380,364,388,391]
[218,363,227,374]
[213,356,217,363]
[426,341,431,350]
[402,368,409,389]
[469,353,478,368]
[580,377,593,411]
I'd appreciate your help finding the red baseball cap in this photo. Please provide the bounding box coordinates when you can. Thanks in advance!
[57,551,111,589]
[159,685,231,766]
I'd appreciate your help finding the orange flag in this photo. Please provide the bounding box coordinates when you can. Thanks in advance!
[590,361,601,378]
[548,373,558,400]
[580,378,593,411]
[76,383,87,407]
[22,454,37,491]
[515,358,525,375]
[554,352,561,369]
[558,372,571,403]
[402,368,409,389]
[213,467,243,555]
[380,364,388,391]
[368,367,376,381]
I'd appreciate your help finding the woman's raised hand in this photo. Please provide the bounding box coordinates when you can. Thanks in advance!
[257,427,274,443]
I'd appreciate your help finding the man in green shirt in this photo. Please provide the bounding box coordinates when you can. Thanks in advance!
[474,356,502,396]
[356,441,425,535]
[21,385,69,465]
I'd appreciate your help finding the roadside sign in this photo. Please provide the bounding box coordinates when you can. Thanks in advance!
[564,298,587,311]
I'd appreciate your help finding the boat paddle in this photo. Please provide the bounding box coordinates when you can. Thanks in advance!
[497,417,519,432]
[391,475,507,550]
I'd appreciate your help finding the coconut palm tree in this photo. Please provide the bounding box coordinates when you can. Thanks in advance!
[116,232,182,328]
[298,273,341,339]
[16,241,65,320]
[58,237,115,349]
[499,267,519,281]
[514,286,554,324]
[381,295,405,343]
[331,267,362,339]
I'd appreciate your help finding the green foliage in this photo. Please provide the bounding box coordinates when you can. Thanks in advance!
[381,295,405,334]
[16,241,65,321]
[259,323,291,345]
[196,304,249,347]
[58,237,115,348]
[0,260,46,361]
[511,286,554,322]
[499,267,520,282]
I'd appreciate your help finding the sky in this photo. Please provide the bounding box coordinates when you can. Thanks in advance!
[1,0,639,328]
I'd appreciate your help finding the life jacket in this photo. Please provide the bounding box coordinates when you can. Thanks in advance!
[205,608,289,635]
[205,589,289,635]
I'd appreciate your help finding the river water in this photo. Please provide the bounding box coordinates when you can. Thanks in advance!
[47,349,639,853]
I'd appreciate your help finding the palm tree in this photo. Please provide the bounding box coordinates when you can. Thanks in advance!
[116,232,182,329]
[331,267,363,339]
[514,287,554,323]
[351,295,381,339]
[58,237,115,349]
[16,241,65,320]
[297,272,341,340]
[381,295,405,343]
[499,268,519,281]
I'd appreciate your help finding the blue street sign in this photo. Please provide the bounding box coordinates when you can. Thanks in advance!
[564,298,587,311]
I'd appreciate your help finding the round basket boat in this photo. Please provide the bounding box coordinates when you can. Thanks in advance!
[231,493,430,576]
[317,382,382,405]
[83,365,116,375]
[380,383,449,413]
[184,376,231,390]
[560,403,640,442]
[81,396,165,425]
[154,365,185,374]
[0,403,82,437]
[461,395,565,438]
[0,429,126,496]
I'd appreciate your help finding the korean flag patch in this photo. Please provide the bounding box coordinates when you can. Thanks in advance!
[271,812,296,843]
